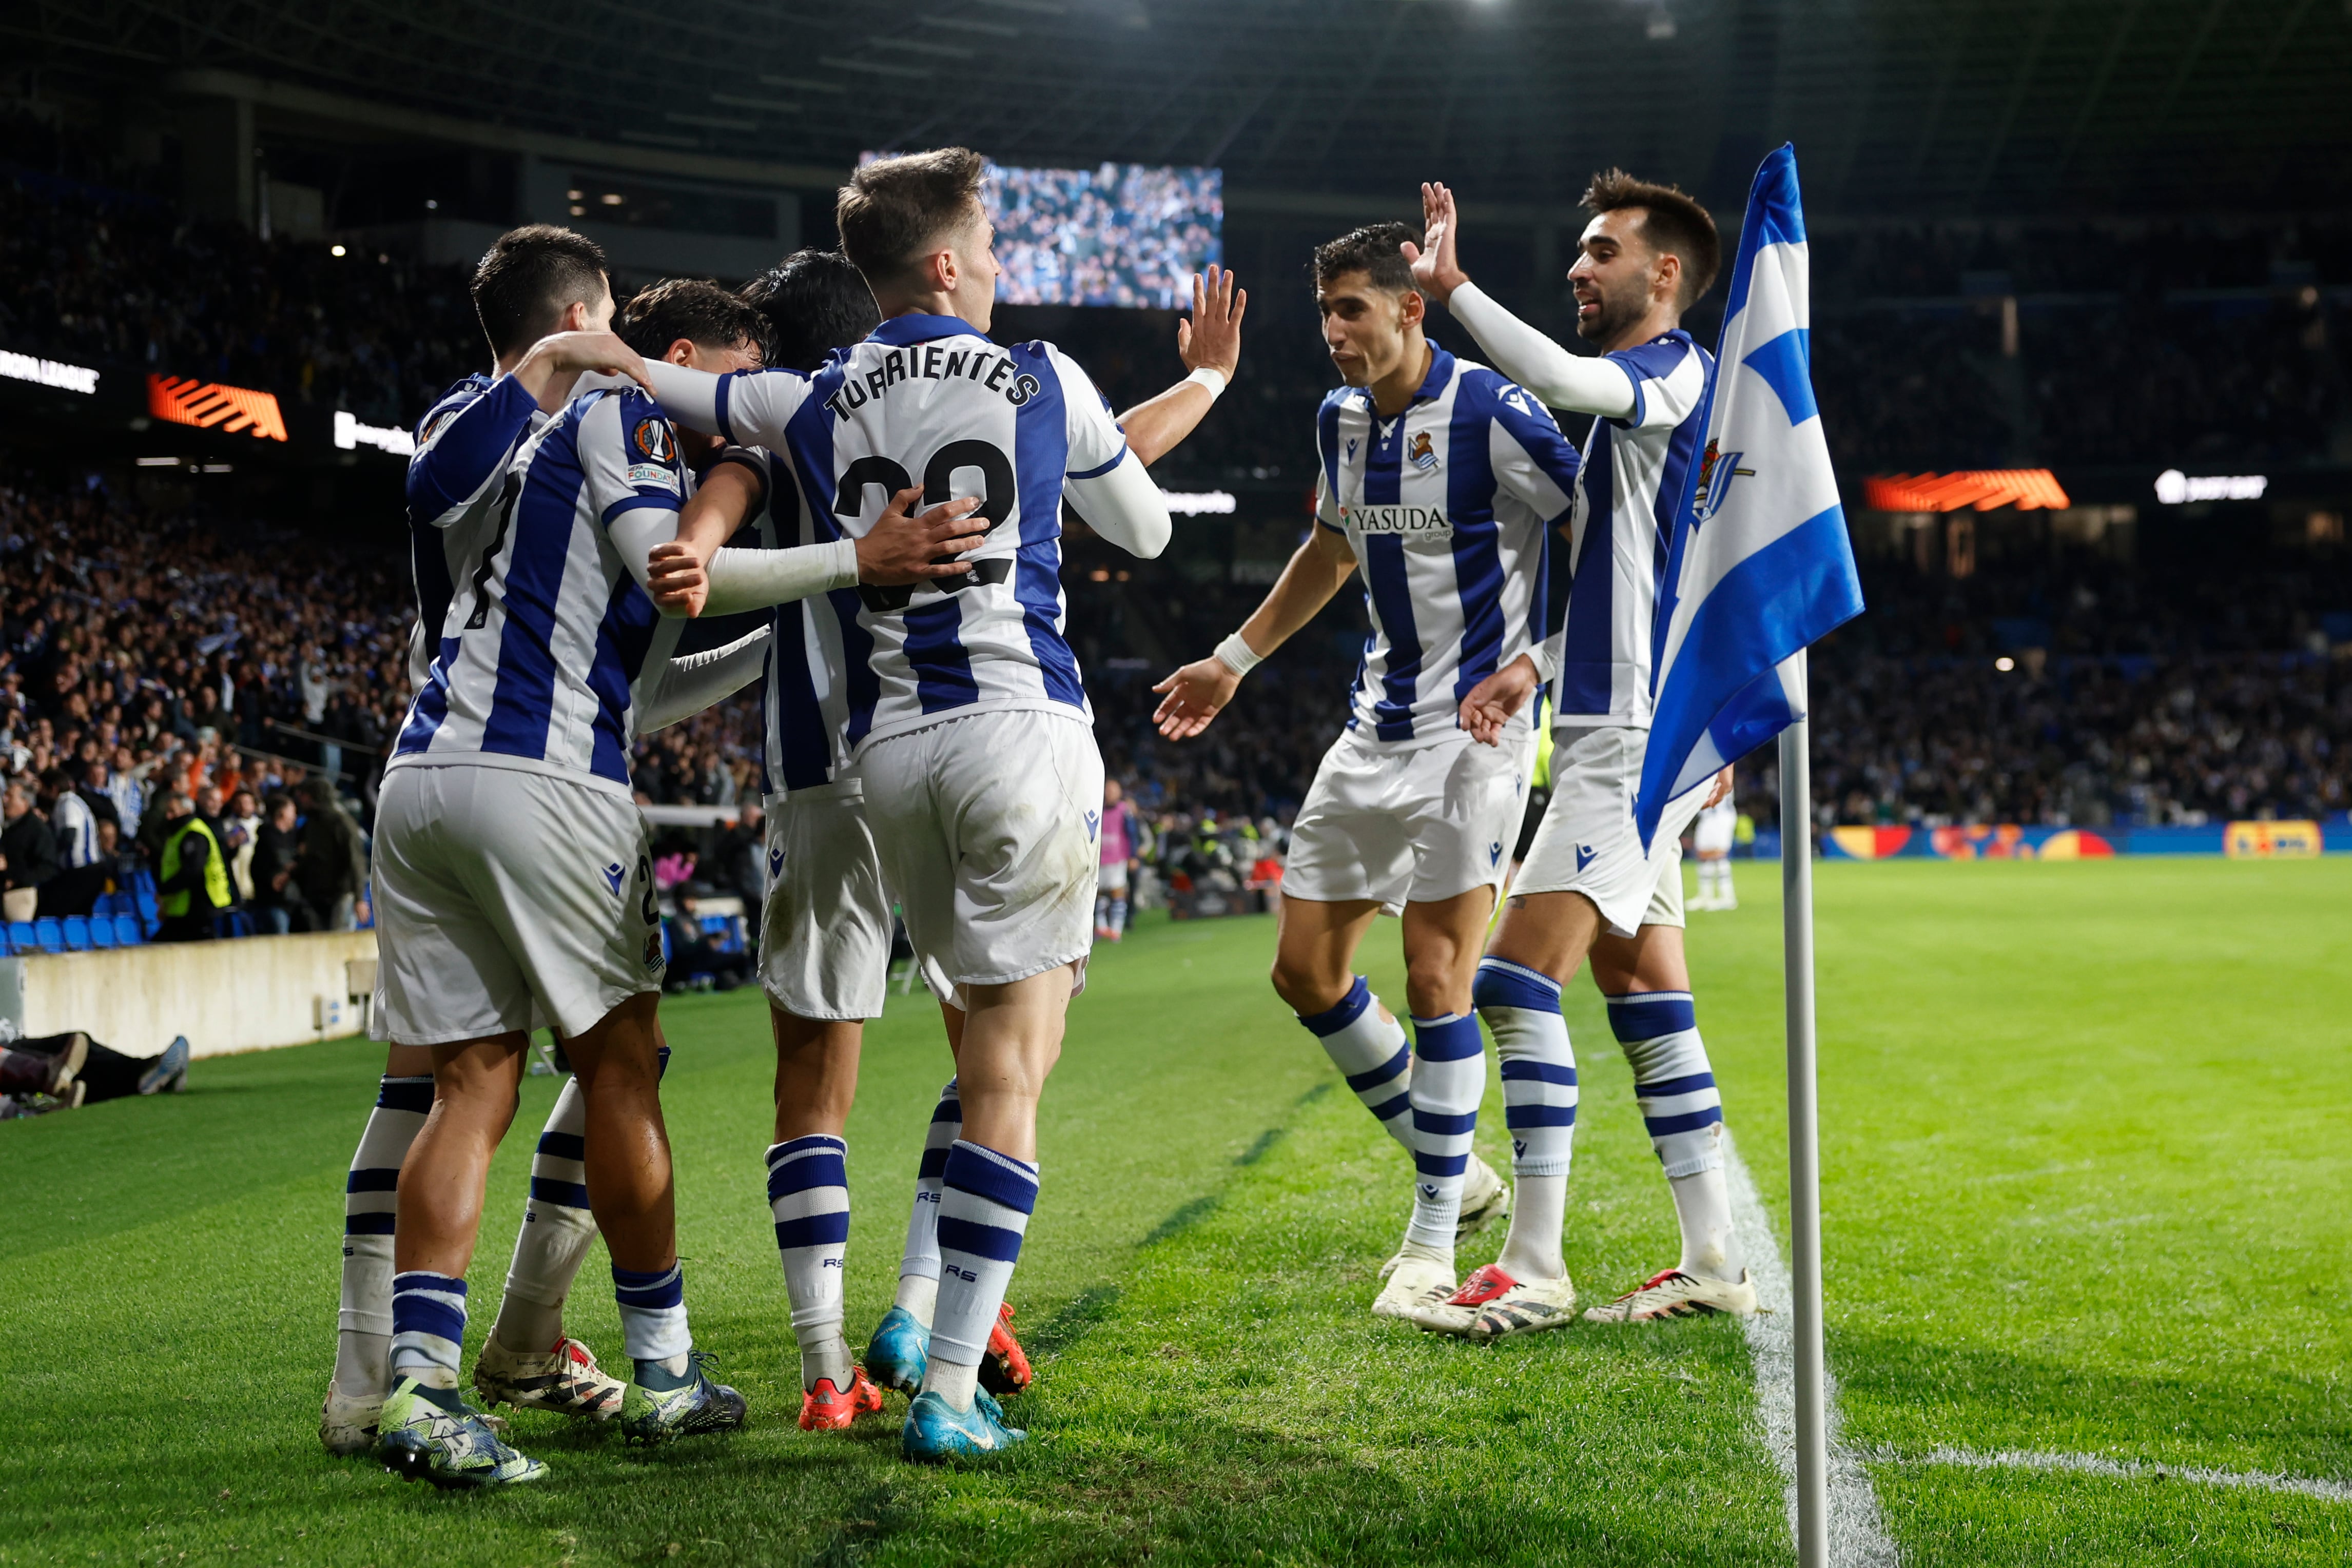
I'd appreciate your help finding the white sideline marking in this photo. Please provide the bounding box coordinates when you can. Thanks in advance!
[1872,1444,2352,1504]
[1722,1133,1902,1566]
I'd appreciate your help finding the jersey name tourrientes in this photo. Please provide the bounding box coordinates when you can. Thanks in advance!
[401,371,545,689]
[1548,328,1712,729]
[391,386,689,795]
[694,314,1136,773]
[1314,342,1581,745]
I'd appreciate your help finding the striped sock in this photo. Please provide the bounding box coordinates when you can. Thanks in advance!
[1608,992,1742,1282]
[1403,1012,1485,1257]
[767,1134,852,1391]
[927,1140,1037,1412]
[389,1270,466,1388]
[1606,992,1724,1176]
[1297,977,1413,1151]
[612,1262,692,1367]
[336,1073,430,1398]
[492,1074,595,1354]
[1475,958,1575,1281]
[894,1079,960,1323]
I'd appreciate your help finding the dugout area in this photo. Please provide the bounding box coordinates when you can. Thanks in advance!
[3,857,2344,1566]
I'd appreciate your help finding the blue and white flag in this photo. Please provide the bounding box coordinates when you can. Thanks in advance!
[1634,144,1864,848]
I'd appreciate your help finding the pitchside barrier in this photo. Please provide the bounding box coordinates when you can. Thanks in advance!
[0,930,380,1061]
[1779,815,2350,860]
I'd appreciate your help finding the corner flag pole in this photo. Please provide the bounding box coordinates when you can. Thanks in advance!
[1779,648,1830,1568]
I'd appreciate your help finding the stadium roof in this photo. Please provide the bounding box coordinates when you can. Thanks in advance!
[12,0,2352,217]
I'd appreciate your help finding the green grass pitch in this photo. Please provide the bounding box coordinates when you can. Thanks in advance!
[3,857,2346,1565]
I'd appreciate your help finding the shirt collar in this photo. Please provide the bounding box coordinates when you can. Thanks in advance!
[869,312,982,347]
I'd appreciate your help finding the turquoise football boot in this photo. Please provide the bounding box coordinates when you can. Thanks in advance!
[902,1387,1025,1463]
[865,1305,929,1395]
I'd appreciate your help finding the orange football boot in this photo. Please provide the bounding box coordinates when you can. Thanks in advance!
[798,1365,887,1431]
[977,1301,1034,1396]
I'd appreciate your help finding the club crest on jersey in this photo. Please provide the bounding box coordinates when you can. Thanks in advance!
[1407,431,1439,472]
[1694,438,1757,524]
[631,418,676,465]
[644,931,666,972]
[602,861,626,895]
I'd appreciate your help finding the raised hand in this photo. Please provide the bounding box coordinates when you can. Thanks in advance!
[646,541,709,618]
[1398,182,1470,304]
[1151,656,1243,740]
[856,486,990,585]
[1176,264,1247,383]
[1456,653,1537,746]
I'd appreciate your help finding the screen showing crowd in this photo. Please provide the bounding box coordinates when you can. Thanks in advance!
[858,154,1222,310]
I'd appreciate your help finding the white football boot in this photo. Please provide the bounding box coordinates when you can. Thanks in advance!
[320,1382,382,1457]
[1466,1275,1580,1340]
[1371,1255,1457,1321]
[473,1334,626,1419]
[1404,1263,1524,1336]
[1582,1267,1759,1323]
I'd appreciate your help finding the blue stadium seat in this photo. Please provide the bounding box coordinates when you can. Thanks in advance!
[32,918,65,955]
[60,916,92,951]
[113,914,144,948]
[87,915,118,950]
[212,909,255,940]
[91,892,116,918]
[134,888,159,933]
[6,922,34,955]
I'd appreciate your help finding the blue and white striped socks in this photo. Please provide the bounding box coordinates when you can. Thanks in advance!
[1608,990,1742,1281]
[492,1075,596,1354]
[612,1262,693,1371]
[927,1140,1038,1412]
[336,1073,431,1397]
[1297,977,1413,1151]
[1402,1012,1485,1258]
[767,1134,853,1390]
[390,1270,467,1387]
[1474,958,1576,1281]
[894,1079,962,1322]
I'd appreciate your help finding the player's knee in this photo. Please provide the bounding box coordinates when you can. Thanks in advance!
[1403,957,1472,1021]
[1268,953,1345,1015]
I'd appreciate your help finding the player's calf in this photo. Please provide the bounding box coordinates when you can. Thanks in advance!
[1294,976,1414,1152]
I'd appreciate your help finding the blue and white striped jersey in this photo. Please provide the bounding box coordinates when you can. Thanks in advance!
[390,386,689,795]
[402,372,545,689]
[693,313,1142,759]
[1313,343,1581,745]
[1549,329,1712,728]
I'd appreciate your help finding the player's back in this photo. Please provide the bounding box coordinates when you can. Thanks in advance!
[759,314,1130,756]
[402,373,546,690]
[392,385,687,794]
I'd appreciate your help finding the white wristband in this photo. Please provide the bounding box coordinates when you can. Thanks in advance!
[1184,366,1229,400]
[1213,631,1262,677]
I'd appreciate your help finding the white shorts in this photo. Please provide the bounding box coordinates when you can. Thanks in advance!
[1097,860,1129,895]
[1282,727,1534,916]
[1517,727,1704,938]
[373,764,663,1045]
[757,780,895,1022]
[860,708,1101,995]
[1694,811,1736,856]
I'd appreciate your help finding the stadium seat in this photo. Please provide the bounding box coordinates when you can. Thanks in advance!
[134,888,159,933]
[6,922,34,955]
[113,914,144,948]
[212,909,256,940]
[87,916,118,950]
[60,916,92,951]
[32,918,65,955]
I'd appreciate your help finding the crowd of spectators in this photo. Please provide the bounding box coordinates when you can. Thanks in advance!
[984,160,1222,310]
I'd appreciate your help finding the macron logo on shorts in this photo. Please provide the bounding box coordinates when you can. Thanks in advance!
[768,848,784,880]
[1488,840,1503,867]
[1576,845,1598,873]
[1084,810,1100,843]
[602,861,625,895]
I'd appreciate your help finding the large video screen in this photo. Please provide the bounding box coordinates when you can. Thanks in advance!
[859,154,1222,310]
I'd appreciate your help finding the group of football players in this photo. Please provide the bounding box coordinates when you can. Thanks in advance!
[316,145,1755,1489]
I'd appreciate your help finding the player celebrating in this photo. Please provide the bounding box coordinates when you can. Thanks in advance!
[633,148,1193,1461]
[1150,223,1581,1323]
[1690,778,1738,910]
[1402,173,1757,1336]
[324,226,659,1458]
[364,277,786,1487]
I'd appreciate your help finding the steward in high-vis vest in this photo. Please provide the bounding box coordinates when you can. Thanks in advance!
[156,792,231,942]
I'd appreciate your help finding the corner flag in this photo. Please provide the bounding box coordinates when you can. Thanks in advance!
[1634,144,1863,848]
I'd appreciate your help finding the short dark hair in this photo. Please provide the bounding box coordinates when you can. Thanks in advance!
[614,279,769,361]
[1582,169,1721,308]
[264,792,295,817]
[1311,222,1422,300]
[470,225,610,358]
[741,250,881,372]
[837,148,988,291]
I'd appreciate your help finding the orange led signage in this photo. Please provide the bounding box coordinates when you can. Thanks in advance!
[147,374,289,442]
[1861,470,2070,513]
